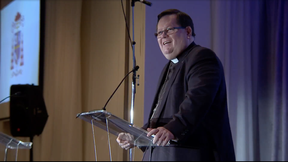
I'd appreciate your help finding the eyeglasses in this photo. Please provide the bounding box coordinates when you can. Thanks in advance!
[154,27,186,38]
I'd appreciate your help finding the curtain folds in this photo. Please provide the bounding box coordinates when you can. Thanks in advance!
[33,0,83,161]
[270,0,288,160]
[211,0,288,161]
[31,0,145,161]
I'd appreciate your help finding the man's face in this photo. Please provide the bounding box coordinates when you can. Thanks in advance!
[157,14,189,60]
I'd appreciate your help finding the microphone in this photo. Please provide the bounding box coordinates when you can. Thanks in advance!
[0,91,21,104]
[102,66,139,111]
[132,0,152,7]
[139,0,152,6]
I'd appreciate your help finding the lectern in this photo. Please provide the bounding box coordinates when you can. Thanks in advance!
[0,132,32,161]
[76,110,156,161]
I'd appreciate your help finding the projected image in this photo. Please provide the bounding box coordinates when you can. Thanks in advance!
[0,0,40,103]
[11,12,24,76]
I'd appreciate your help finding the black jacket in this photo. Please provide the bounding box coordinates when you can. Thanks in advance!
[142,42,236,161]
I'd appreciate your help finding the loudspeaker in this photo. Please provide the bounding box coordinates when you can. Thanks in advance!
[10,84,48,137]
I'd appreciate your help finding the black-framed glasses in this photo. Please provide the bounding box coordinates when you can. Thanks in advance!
[154,27,186,38]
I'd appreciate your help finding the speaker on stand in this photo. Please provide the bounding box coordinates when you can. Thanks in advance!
[9,84,48,161]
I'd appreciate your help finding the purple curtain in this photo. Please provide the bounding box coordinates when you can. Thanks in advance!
[265,0,288,160]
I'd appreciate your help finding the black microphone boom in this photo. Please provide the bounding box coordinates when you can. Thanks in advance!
[132,0,152,7]
[0,91,21,104]
[0,91,21,121]
[139,0,152,6]
[102,66,139,111]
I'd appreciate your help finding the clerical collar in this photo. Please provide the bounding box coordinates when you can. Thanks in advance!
[170,41,196,64]
[171,58,179,64]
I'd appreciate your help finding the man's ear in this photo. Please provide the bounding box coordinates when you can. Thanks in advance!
[186,26,192,37]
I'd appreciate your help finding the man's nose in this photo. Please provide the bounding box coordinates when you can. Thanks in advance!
[162,31,168,38]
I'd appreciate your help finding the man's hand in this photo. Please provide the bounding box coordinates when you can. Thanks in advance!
[147,127,174,146]
[116,132,135,150]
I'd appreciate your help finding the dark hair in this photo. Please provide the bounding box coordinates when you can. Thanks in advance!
[157,9,196,37]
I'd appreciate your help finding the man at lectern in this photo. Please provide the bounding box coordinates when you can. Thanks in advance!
[117,9,235,161]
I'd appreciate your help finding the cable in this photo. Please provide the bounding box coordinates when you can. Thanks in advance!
[121,0,135,50]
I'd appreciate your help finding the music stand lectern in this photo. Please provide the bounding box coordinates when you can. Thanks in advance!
[76,110,156,161]
[0,132,32,161]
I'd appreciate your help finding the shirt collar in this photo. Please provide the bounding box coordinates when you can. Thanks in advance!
[171,58,179,64]
[170,41,196,64]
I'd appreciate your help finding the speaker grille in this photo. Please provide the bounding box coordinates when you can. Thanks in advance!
[10,84,48,137]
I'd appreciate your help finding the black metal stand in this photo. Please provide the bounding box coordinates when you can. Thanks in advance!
[30,136,33,162]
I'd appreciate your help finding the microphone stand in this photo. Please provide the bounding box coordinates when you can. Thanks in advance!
[129,1,136,161]
[129,0,151,161]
